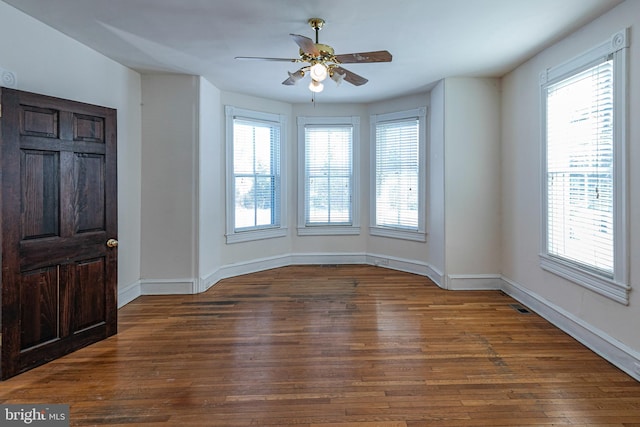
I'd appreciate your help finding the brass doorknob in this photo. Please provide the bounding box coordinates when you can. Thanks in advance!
[106,238,119,248]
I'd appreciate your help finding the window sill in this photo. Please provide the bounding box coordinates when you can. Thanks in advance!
[539,253,629,305]
[369,226,426,242]
[226,227,287,244]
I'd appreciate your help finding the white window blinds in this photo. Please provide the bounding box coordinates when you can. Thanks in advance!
[304,125,353,225]
[545,58,614,275]
[233,118,281,230]
[375,118,419,230]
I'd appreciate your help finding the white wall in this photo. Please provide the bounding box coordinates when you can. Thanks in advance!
[428,81,446,284]
[139,74,224,294]
[423,78,502,289]
[140,74,199,291]
[198,77,222,289]
[0,1,142,296]
[501,0,640,369]
[444,78,502,287]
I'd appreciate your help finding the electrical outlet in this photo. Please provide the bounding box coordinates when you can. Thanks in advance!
[374,257,389,266]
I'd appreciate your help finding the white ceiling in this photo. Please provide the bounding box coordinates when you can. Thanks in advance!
[3,0,623,104]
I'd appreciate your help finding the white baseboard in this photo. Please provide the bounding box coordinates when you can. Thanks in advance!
[292,252,369,266]
[366,253,438,280]
[199,254,294,293]
[134,252,440,296]
[139,278,197,295]
[501,275,640,382]
[201,252,371,293]
[446,274,504,290]
[425,265,444,288]
[118,278,196,306]
[118,280,141,308]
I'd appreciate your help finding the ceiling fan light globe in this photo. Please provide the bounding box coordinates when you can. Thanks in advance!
[288,70,304,82]
[330,71,345,85]
[309,79,324,93]
[310,63,328,82]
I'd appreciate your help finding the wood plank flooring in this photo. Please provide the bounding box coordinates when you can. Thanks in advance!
[1,265,639,426]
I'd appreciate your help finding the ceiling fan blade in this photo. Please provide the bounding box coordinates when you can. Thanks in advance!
[235,56,298,62]
[333,66,368,86]
[290,34,320,56]
[334,50,392,63]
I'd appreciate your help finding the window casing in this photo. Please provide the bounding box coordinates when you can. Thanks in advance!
[225,106,287,243]
[297,116,360,235]
[370,107,427,241]
[540,29,629,304]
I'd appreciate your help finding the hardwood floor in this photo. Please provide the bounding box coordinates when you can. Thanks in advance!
[1,265,639,426]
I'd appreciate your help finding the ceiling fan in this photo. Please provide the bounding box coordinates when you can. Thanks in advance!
[235,18,392,93]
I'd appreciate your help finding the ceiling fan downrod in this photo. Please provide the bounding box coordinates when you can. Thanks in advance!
[308,18,324,44]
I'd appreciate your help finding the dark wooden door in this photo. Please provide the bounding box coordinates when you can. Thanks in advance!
[0,88,118,380]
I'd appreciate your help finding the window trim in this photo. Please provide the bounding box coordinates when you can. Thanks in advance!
[225,106,287,244]
[370,107,427,242]
[297,116,360,236]
[539,28,629,304]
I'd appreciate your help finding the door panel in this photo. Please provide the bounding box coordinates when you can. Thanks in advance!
[73,258,107,332]
[19,267,59,350]
[1,88,118,380]
[74,114,104,142]
[21,105,59,138]
[21,150,60,239]
[75,153,105,233]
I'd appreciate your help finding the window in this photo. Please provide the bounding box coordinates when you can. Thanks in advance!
[540,29,629,304]
[225,106,286,243]
[297,116,360,235]
[370,107,426,241]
